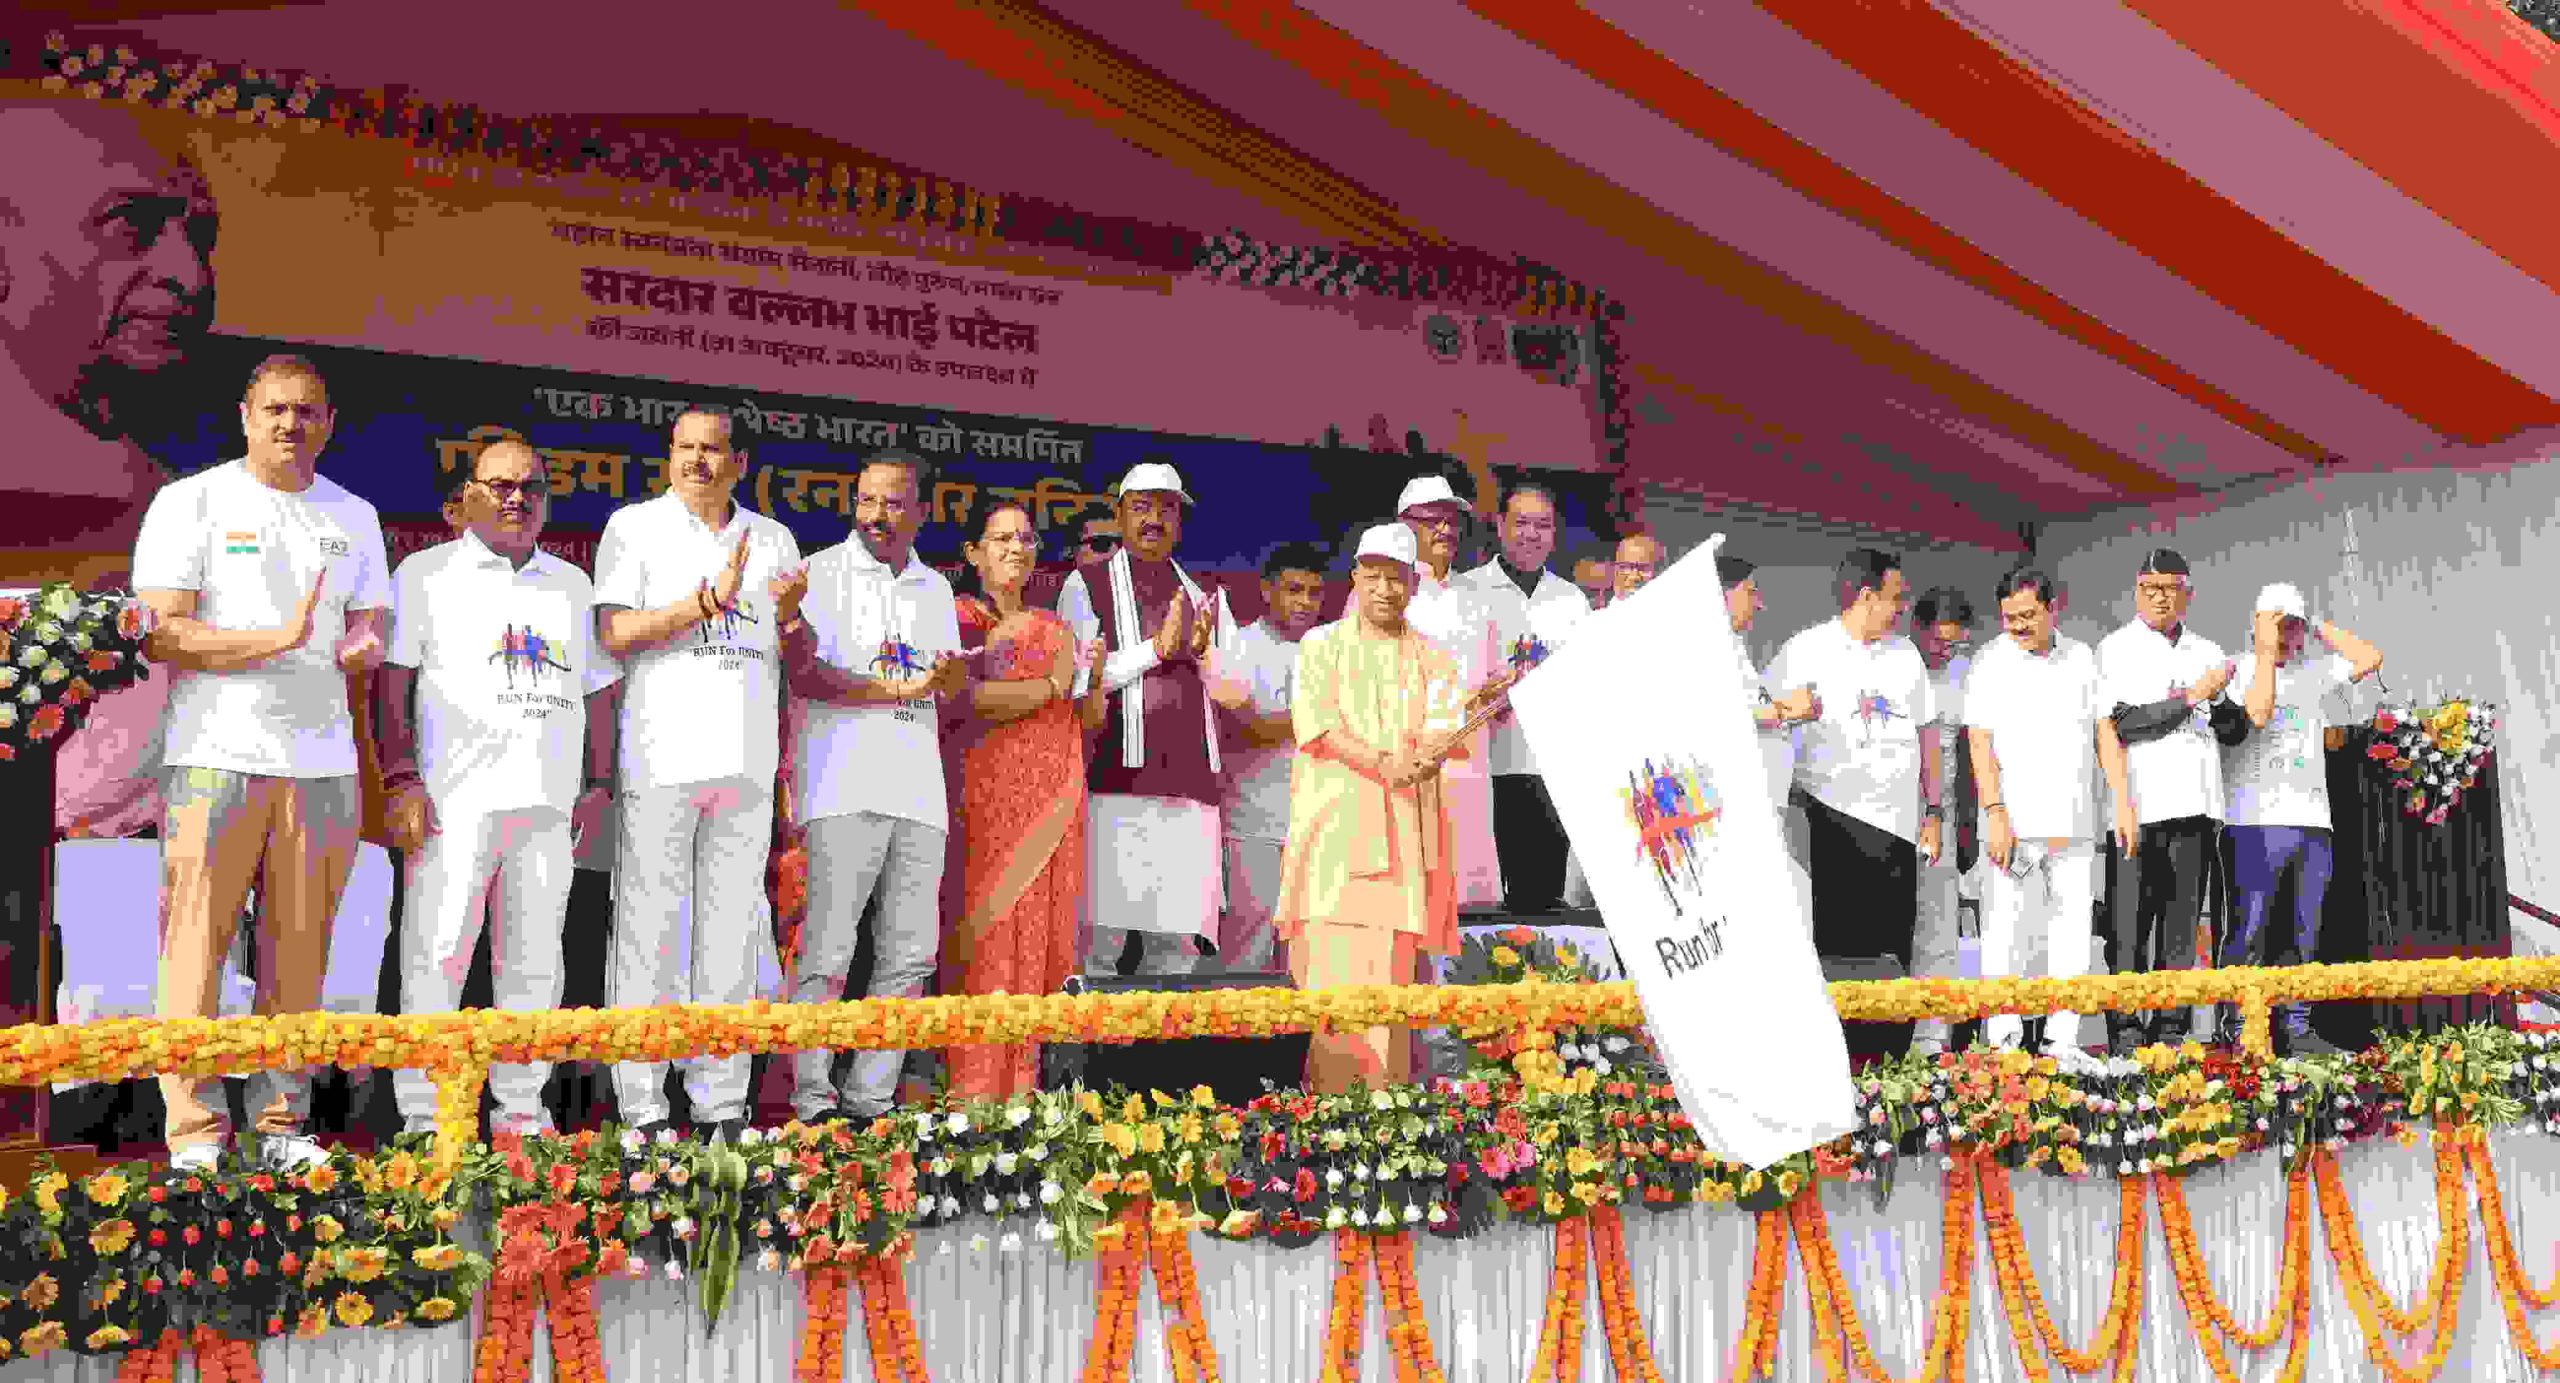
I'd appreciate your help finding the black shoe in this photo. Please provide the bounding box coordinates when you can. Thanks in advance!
[2107,1026,2145,1058]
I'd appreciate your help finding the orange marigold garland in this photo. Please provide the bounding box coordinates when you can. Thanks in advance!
[1522,1216,1591,1383]
[1730,1210,1788,1380]
[795,1267,852,1383]
[1080,1201,1150,1383]
[854,1253,931,1383]
[471,1278,540,1383]
[2313,1139,2467,1383]
[112,1330,181,1383]
[1587,1205,1666,1383]
[543,1270,607,1383]
[1151,1208,1221,1383]
[1371,1231,1446,1383]
[1791,1163,1971,1383]
[1320,1228,1370,1383]
[2469,1136,2560,1369]
[2154,1158,2310,1383]
[1977,1155,2142,1379]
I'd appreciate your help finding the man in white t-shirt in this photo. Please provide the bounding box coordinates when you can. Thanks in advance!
[1766,548,1943,1064]
[1963,570,2132,1054]
[1458,483,1592,914]
[1207,543,1329,972]
[131,354,390,1172]
[2220,583,2384,1050]
[778,451,965,1121]
[2095,548,2249,1053]
[593,405,805,1140]
[1722,555,1819,922]
[376,439,621,1137]
[1397,474,1511,912]
[1909,587,1980,1054]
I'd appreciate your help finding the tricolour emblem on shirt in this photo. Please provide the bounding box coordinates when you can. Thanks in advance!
[1624,755,1722,920]
[491,624,572,689]
[222,531,260,555]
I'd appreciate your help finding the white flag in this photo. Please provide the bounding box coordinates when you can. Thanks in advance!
[1508,534,1855,1169]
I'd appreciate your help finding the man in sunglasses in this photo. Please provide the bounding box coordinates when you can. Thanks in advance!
[1070,513,1122,572]
[2096,548,2249,1054]
[376,439,621,1138]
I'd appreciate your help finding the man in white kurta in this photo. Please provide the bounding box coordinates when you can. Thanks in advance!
[593,406,803,1138]
[1059,462,1233,975]
[378,440,619,1135]
[1963,570,2128,1054]
[1274,525,1466,1093]
[1457,484,1592,914]
[1396,474,1505,911]
[1909,587,1979,1054]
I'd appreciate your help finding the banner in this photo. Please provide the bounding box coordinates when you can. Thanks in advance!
[1507,534,1855,1170]
[76,101,1599,469]
[121,336,1617,581]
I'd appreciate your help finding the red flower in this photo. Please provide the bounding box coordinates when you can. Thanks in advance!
[181,1225,202,1246]
[1292,1168,1317,1203]
[249,1175,273,1193]
[60,678,92,707]
[176,1269,195,1289]
[267,1315,284,1336]
[1503,926,1536,945]
[147,1229,167,1248]
[1501,1186,1538,1213]
[214,1218,232,1239]
[0,744,14,762]
[0,599,22,626]
[2373,711,2399,733]
[26,705,65,743]
[86,651,118,674]
[547,1162,577,1196]
[2366,741,2398,763]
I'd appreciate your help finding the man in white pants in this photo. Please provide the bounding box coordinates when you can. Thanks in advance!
[1208,542,1329,973]
[1058,462,1234,975]
[593,405,803,1140]
[1397,474,1508,913]
[1910,587,1978,1055]
[1963,569,2131,1055]
[377,439,619,1136]
[778,450,964,1121]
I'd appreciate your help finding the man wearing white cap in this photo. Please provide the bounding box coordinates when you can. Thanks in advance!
[1058,461,1237,975]
[1273,523,1468,1091]
[2218,583,2383,1051]
[1459,482,1593,914]
[1395,473,1508,911]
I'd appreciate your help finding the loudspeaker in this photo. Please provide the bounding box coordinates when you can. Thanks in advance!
[1048,971,1309,1106]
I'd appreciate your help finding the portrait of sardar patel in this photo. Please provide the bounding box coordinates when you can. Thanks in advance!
[0,99,217,579]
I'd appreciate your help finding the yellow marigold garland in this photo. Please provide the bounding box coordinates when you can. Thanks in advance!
[1790,1167,1971,1383]
[1977,1157,2142,1378]
[855,1255,929,1383]
[1524,1215,1590,1383]
[1371,1232,1444,1383]
[1730,1210,1788,1380]
[1151,1206,1220,1383]
[1081,1201,1148,1383]
[1319,1229,1368,1383]
[794,1267,850,1383]
[2313,1139,2468,1383]
[2467,1138,2560,1369]
[1587,1206,1665,1383]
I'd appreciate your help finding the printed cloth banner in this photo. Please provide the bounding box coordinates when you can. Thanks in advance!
[1507,534,1855,1169]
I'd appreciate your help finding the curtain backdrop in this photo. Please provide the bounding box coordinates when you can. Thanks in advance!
[5,1135,2555,1382]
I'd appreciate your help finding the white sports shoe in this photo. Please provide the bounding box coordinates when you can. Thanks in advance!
[260,1133,329,1174]
[169,1144,221,1174]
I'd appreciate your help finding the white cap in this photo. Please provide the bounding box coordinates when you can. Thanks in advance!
[1353,523,1419,568]
[1114,461,1195,505]
[1395,475,1463,514]
[2255,582,2308,621]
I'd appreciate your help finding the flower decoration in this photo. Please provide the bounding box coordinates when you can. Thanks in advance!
[0,585,153,763]
[2366,699,2495,823]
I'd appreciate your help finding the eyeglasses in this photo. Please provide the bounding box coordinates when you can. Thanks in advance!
[1081,535,1122,554]
[471,477,549,503]
[2137,581,2186,599]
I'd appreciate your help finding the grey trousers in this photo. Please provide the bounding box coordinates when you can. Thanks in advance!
[789,811,948,1118]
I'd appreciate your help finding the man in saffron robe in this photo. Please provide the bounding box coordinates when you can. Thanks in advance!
[1274,524,1469,1092]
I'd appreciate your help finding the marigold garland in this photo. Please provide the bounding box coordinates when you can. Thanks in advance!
[1976,1156,2140,1379]
[2467,1138,2560,1369]
[2313,1139,2468,1383]
[794,1267,850,1383]
[1731,1210,1788,1381]
[1320,1229,1369,1383]
[1151,1210,1221,1383]
[1080,1201,1148,1383]
[1586,1207,1665,1383]
[1369,1232,1444,1383]
[470,1279,538,1383]
[856,1255,930,1383]
[1523,1215,1589,1383]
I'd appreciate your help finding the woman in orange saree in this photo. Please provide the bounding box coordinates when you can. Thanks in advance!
[944,499,1109,1099]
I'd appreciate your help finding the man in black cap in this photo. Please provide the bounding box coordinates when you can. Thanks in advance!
[2095,548,2250,1053]
[1908,586,1979,1054]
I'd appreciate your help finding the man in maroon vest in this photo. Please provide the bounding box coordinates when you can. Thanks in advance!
[1057,462,1237,976]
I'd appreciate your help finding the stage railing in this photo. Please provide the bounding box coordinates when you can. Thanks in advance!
[6,955,2555,1168]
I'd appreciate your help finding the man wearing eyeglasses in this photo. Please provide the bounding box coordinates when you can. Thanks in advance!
[1458,482,1593,916]
[375,439,621,1138]
[2096,548,2249,1054]
[1397,474,1510,913]
[1069,513,1122,573]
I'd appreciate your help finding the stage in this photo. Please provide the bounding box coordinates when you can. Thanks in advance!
[0,1134,2550,1382]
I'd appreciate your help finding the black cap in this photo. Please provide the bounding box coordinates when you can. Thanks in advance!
[2138,548,2191,577]
[1912,587,1974,626]
[1716,554,1756,589]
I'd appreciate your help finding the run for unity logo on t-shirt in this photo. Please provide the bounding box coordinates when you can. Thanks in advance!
[490,624,572,690]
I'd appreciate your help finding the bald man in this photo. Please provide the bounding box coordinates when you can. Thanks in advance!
[1611,534,1665,602]
[4,101,219,842]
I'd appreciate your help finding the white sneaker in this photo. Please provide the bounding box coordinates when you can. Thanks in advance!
[169,1144,221,1174]
[260,1134,329,1174]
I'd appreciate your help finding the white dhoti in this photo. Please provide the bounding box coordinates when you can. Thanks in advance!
[1443,762,1502,910]
[1219,837,1286,973]
[1084,794,1220,975]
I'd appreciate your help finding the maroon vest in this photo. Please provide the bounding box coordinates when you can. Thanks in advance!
[1087,559,1221,807]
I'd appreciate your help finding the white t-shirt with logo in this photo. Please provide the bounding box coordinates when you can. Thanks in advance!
[1406,566,1499,785]
[387,533,622,818]
[1962,633,2104,842]
[131,459,392,779]
[1739,640,1797,812]
[1455,561,1591,776]
[2097,620,2232,825]
[794,541,961,832]
[1766,620,1937,843]
[1216,619,1302,846]
[593,493,803,792]
[2225,651,2357,830]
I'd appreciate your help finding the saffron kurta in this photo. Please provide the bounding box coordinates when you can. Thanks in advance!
[1272,617,1467,953]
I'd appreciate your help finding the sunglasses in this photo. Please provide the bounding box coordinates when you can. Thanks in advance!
[1081,535,1122,554]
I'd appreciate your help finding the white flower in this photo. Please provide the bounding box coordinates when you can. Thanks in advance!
[1036,1221,1059,1243]
[2281,1144,2296,1160]
[941,1195,961,1218]
[1325,1207,1347,1229]
[982,1194,999,1215]
[1371,1092,1393,1112]
[621,1129,644,1152]
[915,1113,938,1139]
[1013,1193,1031,1211]
[1403,1203,1422,1225]
[1604,1035,1631,1053]
[665,1260,685,1282]
[2256,1118,2270,1132]
[2136,1096,2155,1112]
[2119,1161,2134,1176]
[757,1249,782,1272]
[1592,1058,1614,1076]
[738,1127,763,1146]
[968,1234,989,1253]
[1325,1168,1344,1190]
[947,1112,970,1135]
[1924,1130,1943,1149]
[654,1127,678,1146]
[1351,1208,1370,1228]
[1039,1180,1063,1205]
[929,1157,952,1176]
[999,1232,1022,1253]
[1353,1164,1371,1183]
[1027,1143,1050,1163]
[1427,1204,1448,1226]
[995,1153,1019,1176]
[1870,1141,1892,1158]
[672,1217,695,1240]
